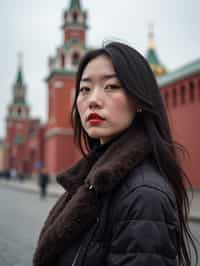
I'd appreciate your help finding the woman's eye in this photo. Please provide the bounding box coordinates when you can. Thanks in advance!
[105,84,121,91]
[79,87,90,94]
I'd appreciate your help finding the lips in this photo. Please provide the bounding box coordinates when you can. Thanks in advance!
[87,113,105,126]
[87,113,105,121]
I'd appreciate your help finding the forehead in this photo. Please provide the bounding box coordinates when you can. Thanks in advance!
[81,55,117,81]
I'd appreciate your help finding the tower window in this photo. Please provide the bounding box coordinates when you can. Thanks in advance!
[73,12,78,23]
[180,85,185,104]
[17,107,22,115]
[172,88,177,107]
[72,52,79,66]
[189,81,195,102]
[61,53,65,68]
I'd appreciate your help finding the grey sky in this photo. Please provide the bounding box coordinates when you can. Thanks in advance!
[0,0,199,138]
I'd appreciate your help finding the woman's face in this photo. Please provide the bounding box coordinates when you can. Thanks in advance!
[76,55,137,144]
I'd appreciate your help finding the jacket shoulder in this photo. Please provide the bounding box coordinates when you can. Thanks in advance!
[124,160,176,203]
[110,160,178,225]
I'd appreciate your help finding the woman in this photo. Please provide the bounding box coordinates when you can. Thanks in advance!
[33,42,198,266]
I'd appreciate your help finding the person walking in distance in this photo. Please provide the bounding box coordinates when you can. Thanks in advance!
[38,168,49,198]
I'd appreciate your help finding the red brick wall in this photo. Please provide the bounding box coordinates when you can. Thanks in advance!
[161,73,200,187]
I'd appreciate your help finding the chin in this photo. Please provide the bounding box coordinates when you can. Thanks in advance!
[87,132,102,139]
[86,127,113,140]
[86,129,104,139]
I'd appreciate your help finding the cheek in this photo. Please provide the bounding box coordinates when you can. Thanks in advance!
[77,98,85,114]
[111,94,136,118]
[76,98,81,113]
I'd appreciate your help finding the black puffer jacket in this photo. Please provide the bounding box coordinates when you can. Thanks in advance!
[58,162,178,266]
[33,125,179,266]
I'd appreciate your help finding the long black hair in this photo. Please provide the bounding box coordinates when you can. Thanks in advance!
[71,41,198,266]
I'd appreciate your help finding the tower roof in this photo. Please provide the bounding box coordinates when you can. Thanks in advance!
[69,0,81,10]
[7,53,30,121]
[147,49,160,66]
[13,53,27,105]
[146,23,167,76]
[16,66,23,85]
[15,53,24,86]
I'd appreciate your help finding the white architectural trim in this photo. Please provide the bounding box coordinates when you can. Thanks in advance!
[45,127,73,138]
[53,81,64,89]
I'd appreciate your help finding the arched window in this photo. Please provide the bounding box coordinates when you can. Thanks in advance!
[189,81,195,102]
[72,52,79,66]
[172,88,177,107]
[180,85,185,104]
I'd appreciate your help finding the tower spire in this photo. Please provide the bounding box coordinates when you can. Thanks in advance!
[69,0,81,10]
[6,53,30,121]
[147,22,155,49]
[146,22,167,76]
[18,52,23,68]
[16,52,24,86]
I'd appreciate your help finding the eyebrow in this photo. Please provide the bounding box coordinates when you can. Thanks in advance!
[80,74,117,82]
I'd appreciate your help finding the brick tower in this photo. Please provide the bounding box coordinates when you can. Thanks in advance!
[45,0,88,175]
[4,54,31,173]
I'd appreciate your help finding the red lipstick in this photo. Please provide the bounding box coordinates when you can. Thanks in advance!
[87,113,105,126]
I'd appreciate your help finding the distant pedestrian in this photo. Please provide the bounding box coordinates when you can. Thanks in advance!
[38,168,49,198]
[18,171,25,182]
[10,168,17,180]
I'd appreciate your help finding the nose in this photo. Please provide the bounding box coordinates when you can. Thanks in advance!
[88,88,103,109]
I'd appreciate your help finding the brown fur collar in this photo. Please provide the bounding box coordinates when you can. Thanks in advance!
[33,124,151,266]
[57,123,151,194]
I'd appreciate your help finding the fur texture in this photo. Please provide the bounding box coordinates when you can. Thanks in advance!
[33,124,151,266]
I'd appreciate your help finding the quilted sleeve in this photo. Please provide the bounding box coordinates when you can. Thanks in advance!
[106,186,179,266]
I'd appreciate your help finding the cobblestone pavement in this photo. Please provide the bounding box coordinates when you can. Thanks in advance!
[0,186,56,266]
[0,186,200,266]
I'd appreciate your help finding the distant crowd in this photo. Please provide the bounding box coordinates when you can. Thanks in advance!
[0,168,25,181]
[0,168,50,198]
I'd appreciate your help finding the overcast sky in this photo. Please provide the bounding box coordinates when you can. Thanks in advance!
[0,0,199,138]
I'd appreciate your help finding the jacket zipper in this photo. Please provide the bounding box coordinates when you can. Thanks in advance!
[72,245,82,266]
[71,217,100,266]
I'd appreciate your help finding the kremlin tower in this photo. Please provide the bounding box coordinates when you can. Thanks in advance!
[45,0,88,175]
[7,55,30,121]
[4,55,31,173]
[4,55,45,176]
